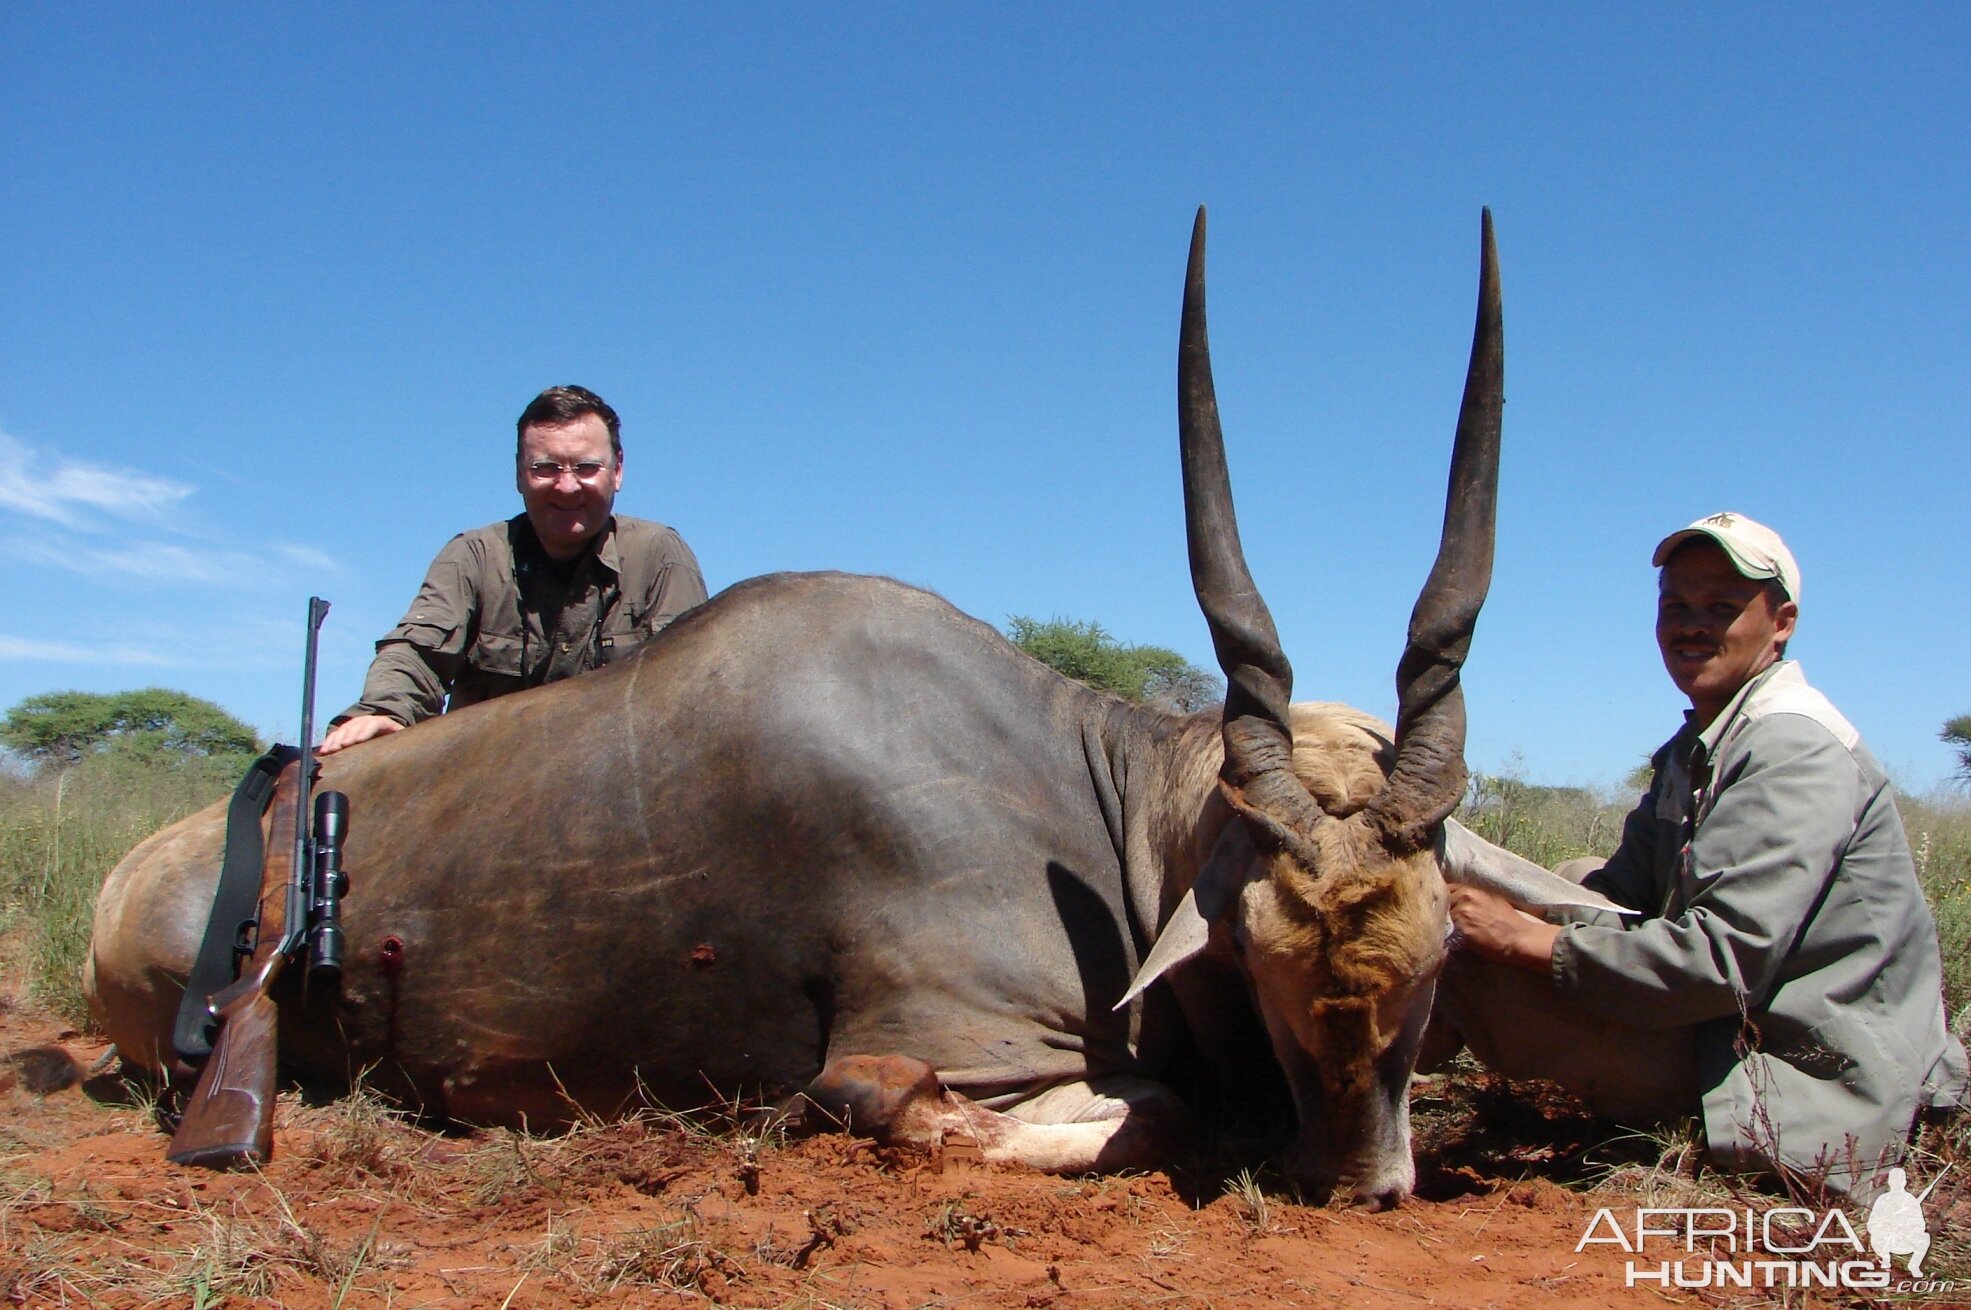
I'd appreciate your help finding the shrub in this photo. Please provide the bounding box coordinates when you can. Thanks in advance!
[1,689,261,770]
[1005,616,1222,711]
[1456,763,1636,870]
[1944,714,1971,788]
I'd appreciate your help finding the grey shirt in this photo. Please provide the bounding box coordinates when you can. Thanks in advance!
[337,514,707,726]
[1553,661,1966,1192]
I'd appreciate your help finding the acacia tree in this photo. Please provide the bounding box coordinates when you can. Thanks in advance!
[1005,616,1222,712]
[0,689,263,770]
[1945,714,1971,786]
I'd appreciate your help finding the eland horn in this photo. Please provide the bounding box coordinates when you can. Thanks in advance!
[1363,208,1503,854]
[1178,207,1330,864]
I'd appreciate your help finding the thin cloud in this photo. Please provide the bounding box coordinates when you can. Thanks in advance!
[0,430,193,528]
[0,616,312,671]
[3,536,345,587]
[272,543,344,574]
[0,634,169,665]
[0,425,344,589]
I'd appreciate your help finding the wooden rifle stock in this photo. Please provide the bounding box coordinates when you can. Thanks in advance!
[168,764,300,1168]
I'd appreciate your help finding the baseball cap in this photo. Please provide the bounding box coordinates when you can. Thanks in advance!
[1652,512,1801,602]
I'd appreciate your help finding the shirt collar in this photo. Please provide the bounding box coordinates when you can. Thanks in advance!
[590,516,623,576]
[1694,659,1799,762]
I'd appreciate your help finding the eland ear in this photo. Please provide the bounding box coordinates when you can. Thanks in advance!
[1115,819,1260,1009]
[1436,818,1639,918]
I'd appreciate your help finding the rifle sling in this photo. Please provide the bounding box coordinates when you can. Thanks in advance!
[172,746,303,1064]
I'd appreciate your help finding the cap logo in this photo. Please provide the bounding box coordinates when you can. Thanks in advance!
[1702,512,1739,529]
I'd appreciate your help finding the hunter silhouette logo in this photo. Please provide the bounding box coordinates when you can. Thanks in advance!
[1867,1166,1943,1277]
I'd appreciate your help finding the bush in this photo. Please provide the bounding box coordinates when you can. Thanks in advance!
[1456,765,1637,870]
[1,688,262,769]
[1944,715,1971,788]
[1005,616,1222,712]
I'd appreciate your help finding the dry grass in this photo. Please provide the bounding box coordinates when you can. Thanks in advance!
[7,1056,1963,1307]
[1905,791,1971,1012]
[0,1088,797,1307]
[1225,1167,1273,1233]
[0,754,238,1026]
[3,1094,965,1302]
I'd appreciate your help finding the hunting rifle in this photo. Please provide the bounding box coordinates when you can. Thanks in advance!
[168,596,350,1168]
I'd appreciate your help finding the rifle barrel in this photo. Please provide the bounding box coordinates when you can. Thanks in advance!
[281,596,331,957]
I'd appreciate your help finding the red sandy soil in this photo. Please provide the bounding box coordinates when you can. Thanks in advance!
[1,992,1711,1310]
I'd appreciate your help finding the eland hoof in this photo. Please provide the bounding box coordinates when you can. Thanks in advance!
[804,1054,943,1144]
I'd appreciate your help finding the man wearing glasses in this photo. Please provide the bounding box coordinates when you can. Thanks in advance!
[321,385,707,754]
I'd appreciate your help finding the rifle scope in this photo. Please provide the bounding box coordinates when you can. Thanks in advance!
[309,790,350,984]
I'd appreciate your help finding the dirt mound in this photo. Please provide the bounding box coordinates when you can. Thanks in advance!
[1,999,1683,1309]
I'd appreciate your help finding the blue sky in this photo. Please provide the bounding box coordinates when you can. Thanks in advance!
[3,5,1966,792]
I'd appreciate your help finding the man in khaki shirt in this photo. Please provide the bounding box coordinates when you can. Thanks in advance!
[321,385,707,754]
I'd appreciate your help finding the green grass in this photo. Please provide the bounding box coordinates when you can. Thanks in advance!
[1904,791,1971,1014]
[0,749,243,1026]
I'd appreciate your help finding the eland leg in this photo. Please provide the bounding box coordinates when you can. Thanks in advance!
[804,1054,1189,1172]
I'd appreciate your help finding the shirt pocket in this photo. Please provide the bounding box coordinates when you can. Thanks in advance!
[597,608,650,666]
[468,631,525,679]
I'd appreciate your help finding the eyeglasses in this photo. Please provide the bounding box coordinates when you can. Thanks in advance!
[524,459,614,485]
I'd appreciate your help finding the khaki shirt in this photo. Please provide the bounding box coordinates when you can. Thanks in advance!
[337,514,707,726]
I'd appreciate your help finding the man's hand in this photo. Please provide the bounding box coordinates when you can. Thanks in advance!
[1448,885,1562,973]
[319,714,406,755]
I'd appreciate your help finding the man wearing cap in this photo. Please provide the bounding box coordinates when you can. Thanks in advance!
[1436,512,1965,1196]
[320,385,707,754]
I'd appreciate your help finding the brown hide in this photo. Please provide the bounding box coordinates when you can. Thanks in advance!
[88,804,229,1073]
